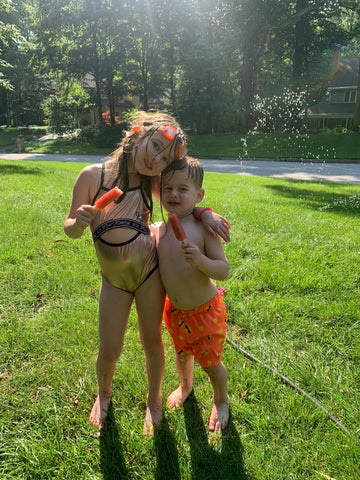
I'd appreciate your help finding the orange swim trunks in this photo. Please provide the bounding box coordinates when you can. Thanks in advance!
[164,290,227,368]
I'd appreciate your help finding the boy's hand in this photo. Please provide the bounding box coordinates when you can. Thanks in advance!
[181,240,203,266]
[75,205,97,230]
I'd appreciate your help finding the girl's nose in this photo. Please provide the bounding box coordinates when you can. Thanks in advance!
[152,155,167,172]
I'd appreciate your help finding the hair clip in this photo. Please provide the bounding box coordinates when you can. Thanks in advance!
[160,125,178,141]
[131,126,140,133]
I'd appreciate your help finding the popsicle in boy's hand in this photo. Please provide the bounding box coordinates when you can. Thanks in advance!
[168,213,186,242]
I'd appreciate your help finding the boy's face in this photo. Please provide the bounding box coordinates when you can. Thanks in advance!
[162,169,204,217]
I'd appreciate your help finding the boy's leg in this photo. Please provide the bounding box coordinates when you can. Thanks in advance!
[90,278,133,429]
[202,362,229,431]
[135,270,166,435]
[167,353,194,408]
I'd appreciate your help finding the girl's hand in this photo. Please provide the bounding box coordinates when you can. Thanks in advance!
[199,210,231,243]
[75,205,97,230]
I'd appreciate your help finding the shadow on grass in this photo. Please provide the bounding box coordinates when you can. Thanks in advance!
[154,413,181,480]
[0,163,43,176]
[99,402,128,479]
[183,391,249,480]
[265,182,360,216]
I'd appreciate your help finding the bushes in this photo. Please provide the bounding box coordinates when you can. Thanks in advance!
[77,124,127,148]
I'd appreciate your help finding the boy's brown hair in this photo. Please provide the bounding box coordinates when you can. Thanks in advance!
[161,156,204,190]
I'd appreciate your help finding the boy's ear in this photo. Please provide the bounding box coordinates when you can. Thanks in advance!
[196,188,205,203]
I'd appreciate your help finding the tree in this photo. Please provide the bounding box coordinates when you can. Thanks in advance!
[30,0,129,125]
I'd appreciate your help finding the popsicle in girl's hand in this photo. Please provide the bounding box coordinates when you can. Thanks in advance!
[94,187,123,210]
[168,213,186,242]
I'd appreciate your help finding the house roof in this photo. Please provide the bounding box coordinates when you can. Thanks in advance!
[307,56,359,118]
[329,56,359,88]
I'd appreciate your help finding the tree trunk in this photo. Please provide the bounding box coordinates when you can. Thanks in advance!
[242,40,256,131]
[292,0,310,88]
[353,56,360,131]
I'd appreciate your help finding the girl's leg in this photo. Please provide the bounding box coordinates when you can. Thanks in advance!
[90,278,133,429]
[202,362,229,431]
[167,354,194,408]
[135,270,166,435]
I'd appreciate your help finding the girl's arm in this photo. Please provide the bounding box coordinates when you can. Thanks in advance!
[64,165,99,239]
[193,207,231,243]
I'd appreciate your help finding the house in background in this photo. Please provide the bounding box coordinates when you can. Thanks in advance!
[77,74,164,125]
[307,56,359,131]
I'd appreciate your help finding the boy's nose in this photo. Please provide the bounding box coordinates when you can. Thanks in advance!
[169,188,179,198]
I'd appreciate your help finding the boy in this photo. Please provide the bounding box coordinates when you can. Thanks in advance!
[156,157,230,431]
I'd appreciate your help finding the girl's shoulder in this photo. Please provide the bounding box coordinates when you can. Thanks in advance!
[78,163,103,184]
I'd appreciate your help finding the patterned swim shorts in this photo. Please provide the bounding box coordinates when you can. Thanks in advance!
[164,290,227,367]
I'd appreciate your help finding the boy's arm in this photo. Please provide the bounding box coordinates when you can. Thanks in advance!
[182,232,229,280]
[151,176,161,203]
[193,207,231,243]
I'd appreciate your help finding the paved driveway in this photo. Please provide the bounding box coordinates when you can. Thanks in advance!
[1,151,360,184]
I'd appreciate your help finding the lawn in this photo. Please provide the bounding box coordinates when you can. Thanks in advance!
[0,159,359,479]
[2,127,360,160]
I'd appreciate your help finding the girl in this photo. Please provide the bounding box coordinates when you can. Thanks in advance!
[64,111,230,434]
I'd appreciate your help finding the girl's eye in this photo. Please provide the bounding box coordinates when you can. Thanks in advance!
[152,141,160,151]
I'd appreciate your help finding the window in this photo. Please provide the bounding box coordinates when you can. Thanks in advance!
[344,90,357,103]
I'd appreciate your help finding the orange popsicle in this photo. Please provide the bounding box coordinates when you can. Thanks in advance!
[94,187,123,210]
[168,213,186,242]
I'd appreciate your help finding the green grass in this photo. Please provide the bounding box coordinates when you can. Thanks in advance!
[5,130,360,160]
[187,131,360,160]
[0,126,48,147]
[0,159,359,479]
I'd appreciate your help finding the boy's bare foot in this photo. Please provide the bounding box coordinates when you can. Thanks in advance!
[143,401,163,436]
[167,385,192,409]
[89,394,111,429]
[208,402,229,431]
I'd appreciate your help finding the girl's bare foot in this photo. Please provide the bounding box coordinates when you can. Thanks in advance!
[167,385,192,409]
[89,394,111,429]
[143,401,163,436]
[208,402,229,431]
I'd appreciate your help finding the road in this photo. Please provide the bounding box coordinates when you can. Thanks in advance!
[1,151,360,184]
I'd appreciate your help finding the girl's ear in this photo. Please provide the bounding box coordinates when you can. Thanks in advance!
[196,188,205,203]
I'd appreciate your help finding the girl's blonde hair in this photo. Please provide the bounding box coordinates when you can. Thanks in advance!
[105,111,186,219]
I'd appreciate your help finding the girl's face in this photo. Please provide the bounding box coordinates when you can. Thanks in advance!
[132,129,179,176]
[161,169,204,218]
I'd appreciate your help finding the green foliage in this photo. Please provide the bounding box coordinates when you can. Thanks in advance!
[251,89,309,133]
[77,124,126,148]
[42,92,89,135]
[3,0,360,131]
